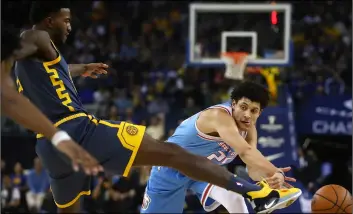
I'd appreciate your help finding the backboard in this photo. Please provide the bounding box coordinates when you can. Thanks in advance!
[187,3,293,67]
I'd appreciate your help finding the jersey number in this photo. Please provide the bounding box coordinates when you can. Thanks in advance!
[207,151,233,164]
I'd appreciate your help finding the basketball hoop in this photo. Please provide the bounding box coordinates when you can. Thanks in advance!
[221,52,249,80]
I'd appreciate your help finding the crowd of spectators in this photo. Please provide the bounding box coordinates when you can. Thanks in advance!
[1,1,351,213]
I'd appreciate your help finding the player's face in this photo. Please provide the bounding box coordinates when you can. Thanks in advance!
[231,98,261,131]
[51,8,72,43]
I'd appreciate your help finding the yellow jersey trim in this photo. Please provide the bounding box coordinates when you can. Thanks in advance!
[50,40,60,52]
[98,121,145,177]
[54,190,91,208]
[16,78,23,93]
[42,55,75,112]
[36,113,96,138]
[118,122,145,177]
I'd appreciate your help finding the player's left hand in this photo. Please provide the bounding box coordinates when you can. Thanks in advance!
[82,63,109,78]
[266,166,296,189]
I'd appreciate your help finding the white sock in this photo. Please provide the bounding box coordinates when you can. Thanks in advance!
[209,185,249,213]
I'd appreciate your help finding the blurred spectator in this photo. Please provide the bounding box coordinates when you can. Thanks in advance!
[113,90,133,113]
[124,108,137,123]
[146,114,165,140]
[293,149,322,192]
[93,87,111,104]
[108,105,120,121]
[111,170,139,212]
[147,96,169,115]
[92,176,116,213]
[11,162,27,190]
[11,162,29,212]
[1,175,21,213]
[183,97,201,118]
[26,157,49,213]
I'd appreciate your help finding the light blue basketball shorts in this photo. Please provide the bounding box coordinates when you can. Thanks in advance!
[141,166,221,213]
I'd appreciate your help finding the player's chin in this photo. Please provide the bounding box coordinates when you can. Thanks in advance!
[239,121,251,130]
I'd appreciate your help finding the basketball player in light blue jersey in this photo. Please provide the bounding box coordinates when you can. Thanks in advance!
[142,81,302,213]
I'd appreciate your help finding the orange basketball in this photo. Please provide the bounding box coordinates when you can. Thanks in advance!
[311,184,352,213]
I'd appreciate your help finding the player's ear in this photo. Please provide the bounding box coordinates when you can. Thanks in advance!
[44,17,54,28]
[231,100,237,108]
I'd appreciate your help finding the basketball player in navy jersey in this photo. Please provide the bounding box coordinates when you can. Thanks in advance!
[13,1,299,213]
[1,22,102,175]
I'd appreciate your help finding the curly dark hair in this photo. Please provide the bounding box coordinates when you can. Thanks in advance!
[230,80,270,109]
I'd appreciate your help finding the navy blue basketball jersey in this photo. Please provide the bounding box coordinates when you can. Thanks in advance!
[14,41,86,122]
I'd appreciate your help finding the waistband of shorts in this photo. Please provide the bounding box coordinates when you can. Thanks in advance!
[36,113,99,139]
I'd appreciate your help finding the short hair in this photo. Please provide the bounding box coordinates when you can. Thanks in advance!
[230,80,270,109]
[30,0,71,24]
[1,22,21,61]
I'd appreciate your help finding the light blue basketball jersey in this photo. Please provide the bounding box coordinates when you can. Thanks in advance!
[167,101,247,165]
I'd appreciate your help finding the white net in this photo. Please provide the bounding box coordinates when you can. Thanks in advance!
[221,52,249,80]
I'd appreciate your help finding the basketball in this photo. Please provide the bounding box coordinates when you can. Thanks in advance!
[311,185,352,213]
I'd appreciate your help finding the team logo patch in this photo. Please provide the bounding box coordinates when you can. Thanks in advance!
[126,125,138,136]
[141,193,151,210]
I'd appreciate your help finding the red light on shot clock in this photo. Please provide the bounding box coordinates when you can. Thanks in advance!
[270,1,278,25]
[271,10,278,25]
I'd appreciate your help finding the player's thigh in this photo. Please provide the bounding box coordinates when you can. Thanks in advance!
[189,181,221,212]
[83,120,146,177]
[141,185,186,213]
[35,140,90,209]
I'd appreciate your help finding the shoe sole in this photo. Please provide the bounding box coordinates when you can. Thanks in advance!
[257,190,302,214]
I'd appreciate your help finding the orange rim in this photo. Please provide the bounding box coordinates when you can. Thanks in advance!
[221,52,262,74]
[221,52,248,64]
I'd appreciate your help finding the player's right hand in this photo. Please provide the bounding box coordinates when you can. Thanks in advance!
[56,139,104,175]
[266,167,296,189]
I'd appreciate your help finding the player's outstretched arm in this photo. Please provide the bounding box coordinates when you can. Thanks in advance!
[204,109,280,177]
[245,125,296,188]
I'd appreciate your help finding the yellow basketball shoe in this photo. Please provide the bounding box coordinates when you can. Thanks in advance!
[272,186,302,210]
[245,180,302,213]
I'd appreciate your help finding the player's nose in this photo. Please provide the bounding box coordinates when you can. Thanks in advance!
[244,113,251,119]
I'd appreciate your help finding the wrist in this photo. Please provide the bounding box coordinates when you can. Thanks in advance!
[51,130,71,147]
[276,169,285,178]
[81,64,89,76]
